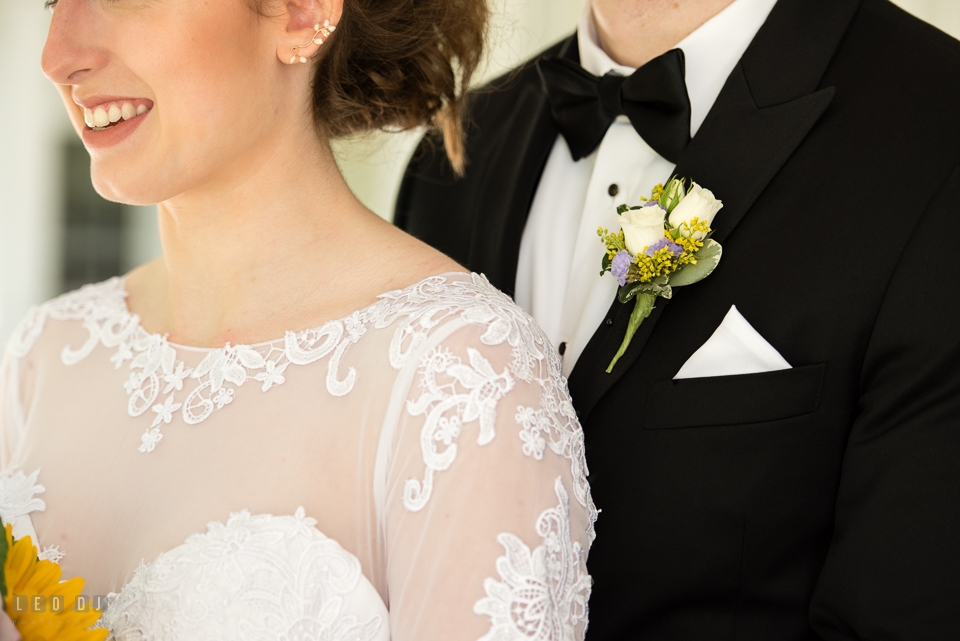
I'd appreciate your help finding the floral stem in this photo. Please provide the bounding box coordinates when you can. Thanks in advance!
[606,292,657,373]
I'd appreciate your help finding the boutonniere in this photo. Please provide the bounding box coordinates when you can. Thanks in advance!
[597,177,724,373]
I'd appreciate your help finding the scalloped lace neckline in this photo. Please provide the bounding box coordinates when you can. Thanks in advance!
[13,270,511,453]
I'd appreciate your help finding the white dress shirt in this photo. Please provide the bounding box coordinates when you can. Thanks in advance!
[514,0,778,377]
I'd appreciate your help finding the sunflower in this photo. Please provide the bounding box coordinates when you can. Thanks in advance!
[0,523,109,641]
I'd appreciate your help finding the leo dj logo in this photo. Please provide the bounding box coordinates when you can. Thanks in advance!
[8,594,109,613]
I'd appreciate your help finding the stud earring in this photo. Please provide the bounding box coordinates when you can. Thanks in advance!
[289,20,337,64]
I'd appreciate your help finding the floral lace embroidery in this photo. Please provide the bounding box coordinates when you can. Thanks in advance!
[474,477,591,641]
[8,274,559,455]
[8,278,127,363]
[38,545,65,563]
[403,347,515,512]
[0,467,46,523]
[375,276,551,383]
[7,275,597,638]
[395,278,595,525]
[0,467,65,563]
[95,507,386,641]
[516,377,595,543]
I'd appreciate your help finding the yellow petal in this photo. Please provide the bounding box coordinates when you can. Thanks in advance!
[8,541,39,593]
[0,527,108,641]
[55,577,87,610]
[29,560,64,593]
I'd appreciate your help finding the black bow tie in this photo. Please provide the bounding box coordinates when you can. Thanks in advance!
[536,48,692,163]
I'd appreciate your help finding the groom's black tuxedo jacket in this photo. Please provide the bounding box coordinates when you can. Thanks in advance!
[396,0,960,638]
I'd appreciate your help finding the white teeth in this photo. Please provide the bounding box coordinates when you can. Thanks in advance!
[84,101,149,129]
[93,106,109,127]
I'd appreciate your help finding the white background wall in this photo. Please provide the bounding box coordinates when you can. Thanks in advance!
[1,0,958,347]
[0,0,68,349]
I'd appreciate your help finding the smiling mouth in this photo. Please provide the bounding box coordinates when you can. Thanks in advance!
[83,100,153,131]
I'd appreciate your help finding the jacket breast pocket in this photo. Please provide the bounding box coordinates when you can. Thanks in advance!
[643,363,827,430]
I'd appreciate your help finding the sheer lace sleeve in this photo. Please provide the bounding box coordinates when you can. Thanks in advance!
[378,314,597,641]
[0,344,25,470]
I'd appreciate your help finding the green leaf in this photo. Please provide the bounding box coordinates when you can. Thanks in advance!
[617,204,630,215]
[669,239,723,288]
[658,193,670,212]
[695,238,722,258]
[601,253,612,275]
[652,283,673,300]
[617,281,650,303]
[617,281,646,304]
[618,277,671,303]
[606,292,657,373]
[0,517,8,601]
[659,176,686,213]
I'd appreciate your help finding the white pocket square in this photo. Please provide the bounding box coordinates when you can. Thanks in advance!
[674,305,792,380]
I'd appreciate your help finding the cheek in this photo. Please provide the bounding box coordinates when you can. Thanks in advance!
[143,15,278,155]
[87,3,283,203]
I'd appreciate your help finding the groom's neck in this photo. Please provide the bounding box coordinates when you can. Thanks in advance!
[591,0,738,68]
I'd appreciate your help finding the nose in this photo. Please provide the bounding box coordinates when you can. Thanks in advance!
[41,0,110,86]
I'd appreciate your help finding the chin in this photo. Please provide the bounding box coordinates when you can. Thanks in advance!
[90,161,169,206]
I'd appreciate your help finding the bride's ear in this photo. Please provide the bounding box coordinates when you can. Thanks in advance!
[275,0,343,65]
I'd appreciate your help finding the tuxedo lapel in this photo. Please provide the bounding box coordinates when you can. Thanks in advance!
[465,37,581,296]
[566,0,862,423]
[465,84,556,296]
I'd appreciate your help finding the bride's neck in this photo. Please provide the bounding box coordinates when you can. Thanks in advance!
[126,127,383,348]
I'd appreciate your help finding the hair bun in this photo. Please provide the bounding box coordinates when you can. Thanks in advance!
[311,0,488,175]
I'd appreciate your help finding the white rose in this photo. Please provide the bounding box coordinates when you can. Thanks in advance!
[668,183,723,240]
[619,204,666,256]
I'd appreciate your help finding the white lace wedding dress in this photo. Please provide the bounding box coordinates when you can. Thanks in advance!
[0,272,597,641]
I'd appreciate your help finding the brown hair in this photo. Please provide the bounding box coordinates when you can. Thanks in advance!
[255,0,488,174]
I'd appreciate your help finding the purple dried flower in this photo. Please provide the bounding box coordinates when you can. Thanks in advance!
[644,237,684,258]
[611,249,632,286]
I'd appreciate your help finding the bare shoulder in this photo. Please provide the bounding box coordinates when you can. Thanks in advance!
[366,213,469,290]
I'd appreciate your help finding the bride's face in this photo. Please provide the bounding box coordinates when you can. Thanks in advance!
[41,0,302,205]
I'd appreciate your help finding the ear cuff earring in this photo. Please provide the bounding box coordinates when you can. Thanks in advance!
[290,20,337,64]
